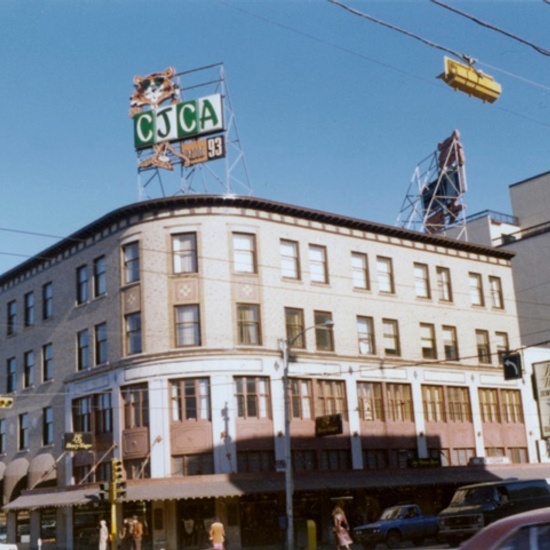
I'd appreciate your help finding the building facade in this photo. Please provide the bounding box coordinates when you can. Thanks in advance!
[0,195,543,549]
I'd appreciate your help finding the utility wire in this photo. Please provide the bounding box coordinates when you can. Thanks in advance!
[431,0,550,57]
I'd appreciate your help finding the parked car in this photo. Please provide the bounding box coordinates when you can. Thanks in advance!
[459,506,550,549]
[352,504,439,549]
[438,478,550,547]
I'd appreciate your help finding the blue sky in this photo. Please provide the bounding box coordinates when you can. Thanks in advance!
[1,0,550,274]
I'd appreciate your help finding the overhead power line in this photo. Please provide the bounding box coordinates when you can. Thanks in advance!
[431,0,550,57]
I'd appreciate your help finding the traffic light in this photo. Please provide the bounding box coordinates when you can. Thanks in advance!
[99,482,110,501]
[0,396,14,408]
[111,458,126,502]
[116,480,127,500]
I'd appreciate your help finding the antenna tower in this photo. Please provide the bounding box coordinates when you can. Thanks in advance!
[132,63,253,199]
[397,130,467,240]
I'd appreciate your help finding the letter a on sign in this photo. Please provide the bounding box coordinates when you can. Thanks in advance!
[503,353,522,380]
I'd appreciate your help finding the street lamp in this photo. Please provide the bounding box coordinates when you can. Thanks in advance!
[279,319,335,550]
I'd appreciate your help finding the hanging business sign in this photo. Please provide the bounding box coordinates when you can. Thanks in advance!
[315,413,343,436]
[63,432,94,451]
[533,362,550,438]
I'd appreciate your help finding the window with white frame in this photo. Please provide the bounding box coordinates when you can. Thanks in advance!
[171,378,211,422]
[357,382,383,421]
[123,383,150,428]
[290,378,312,420]
[280,240,300,279]
[237,304,261,345]
[382,318,400,356]
[442,325,459,361]
[315,379,346,417]
[175,305,201,347]
[489,276,504,309]
[420,323,437,359]
[122,241,140,284]
[476,329,491,364]
[495,332,509,365]
[376,256,394,293]
[501,389,523,424]
[233,233,256,274]
[308,245,328,284]
[125,312,142,355]
[314,311,334,351]
[479,388,500,423]
[436,266,453,302]
[447,386,472,422]
[414,263,431,298]
[351,252,369,290]
[285,308,305,348]
[386,383,413,422]
[422,385,446,422]
[469,272,484,306]
[235,376,271,419]
[357,316,375,355]
[173,233,198,274]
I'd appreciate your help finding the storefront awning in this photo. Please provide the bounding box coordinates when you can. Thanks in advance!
[3,486,99,512]
[0,462,6,482]
[28,453,56,489]
[4,457,29,502]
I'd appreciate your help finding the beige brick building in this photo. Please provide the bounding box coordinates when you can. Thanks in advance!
[0,195,545,549]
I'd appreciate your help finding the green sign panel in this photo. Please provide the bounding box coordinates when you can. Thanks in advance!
[134,93,223,149]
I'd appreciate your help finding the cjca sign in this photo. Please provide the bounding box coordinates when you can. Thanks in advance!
[134,94,223,149]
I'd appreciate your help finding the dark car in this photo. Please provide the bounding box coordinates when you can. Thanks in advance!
[459,506,550,550]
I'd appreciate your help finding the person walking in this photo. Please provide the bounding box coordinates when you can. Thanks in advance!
[98,520,109,550]
[120,517,133,550]
[131,515,143,550]
[209,518,225,550]
[332,503,353,550]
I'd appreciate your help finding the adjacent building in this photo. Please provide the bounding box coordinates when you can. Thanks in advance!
[0,194,544,549]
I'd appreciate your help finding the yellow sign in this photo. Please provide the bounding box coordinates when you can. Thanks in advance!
[181,135,225,167]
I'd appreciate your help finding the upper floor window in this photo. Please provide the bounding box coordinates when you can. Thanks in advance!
[382,318,400,356]
[479,388,500,423]
[422,385,446,422]
[386,383,413,422]
[233,233,256,274]
[123,241,140,284]
[237,304,261,345]
[489,276,504,309]
[95,322,108,365]
[76,265,89,304]
[173,233,198,274]
[308,245,328,284]
[357,382,383,421]
[170,378,211,422]
[19,413,29,450]
[235,376,271,419]
[447,386,472,423]
[285,308,306,349]
[420,323,437,359]
[43,406,54,446]
[24,292,34,327]
[7,300,16,336]
[123,383,150,428]
[125,312,142,355]
[280,240,300,280]
[442,325,459,361]
[42,282,53,320]
[357,316,375,355]
[6,357,16,393]
[351,252,369,290]
[72,396,92,432]
[315,379,346,418]
[42,343,53,382]
[314,311,334,351]
[77,329,89,371]
[95,392,113,434]
[436,266,453,302]
[93,256,107,297]
[476,329,491,364]
[501,389,523,424]
[24,350,35,388]
[376,256,394,293]
[175,305,201,347]
[469,273,484,306]
[495,332,509,365]
[414,263,431,299]
[290,378,312,420]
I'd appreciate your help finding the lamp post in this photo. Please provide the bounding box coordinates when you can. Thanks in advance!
[279,319,335,550]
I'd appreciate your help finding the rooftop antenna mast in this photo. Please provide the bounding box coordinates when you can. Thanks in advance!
[397,130,468,240]
[130,63,253,199]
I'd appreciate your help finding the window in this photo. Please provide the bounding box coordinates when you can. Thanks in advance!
[451,448,475,466]
[173,233,198,274]
[476,329,491,364]
[314,311,334,351]
[293,450,317,472]
[447,386,472,422]
[357,382,383,421]
[495,332,509,365]
[489,276,504,309]
[77,330,89,371]
[436,266,453,302]
[93,256,107,297]
[320,449,351,471]
[308,245,328,284]
[24,350,34,388]
[386,384,413,422]
[76,265,89,304]
[42,343,53,382]
[170,378,211,422]
[422,385,446,422]
[508,447,528,464]
[442,325,459,361]
[414,263,431,298]
[72,396,92,432]
[123,241,140,284]
[235,376,271,419]
[43,407,54,446]
[363,449,388,470]
[479,388,500,423]
[7,300,16,336]
[420,323,437,359]
[172,454,214,476]
[0,419,5,454]
[469,272,484,306]
[351,252,369,290]
[42,282,53,320]
[175,305,201,347]
[95,322,108,365]
[237,451,275,473]
[501,389,523,424]
[7,357,16,393]
[237,304,261,345]
[125,312,142,355]
[19,413,29,450]
[290,379,312,419]
[123,384,149,428]
[95,392,112,434]
[316,379,346,417]
[357,316,375,355]
[233,233,256,274]
[285,308,305,348]
[376,256,394,293]
[280,240,300,279]
[24,292,34,327]
[382,319,400,356]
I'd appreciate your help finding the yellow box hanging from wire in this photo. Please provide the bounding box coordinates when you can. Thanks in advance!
[438,57,501,103]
